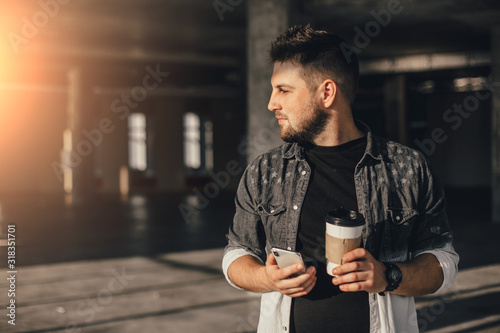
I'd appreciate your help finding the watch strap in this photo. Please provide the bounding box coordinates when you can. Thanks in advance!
[378,262,402,296]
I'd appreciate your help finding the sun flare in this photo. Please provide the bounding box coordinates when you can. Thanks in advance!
[0,20,17,83]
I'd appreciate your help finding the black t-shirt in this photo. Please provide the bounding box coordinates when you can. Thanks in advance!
[290,136,370,333]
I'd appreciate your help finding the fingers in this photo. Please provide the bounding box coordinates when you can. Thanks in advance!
[332,270,371,285]
[276,267,317,297]
[265,252,317,297]
[266,253,307,279]
[332,260,371,276]
[266,253,277,266]
[341,248,371,264]
[284,275,317,297]
[269,265,317,297]
[337,281,364,292]
[332,269,375,293]
[332,272,378,292]
[279,263,307,279]
[272,264,313,282]
[331,250,387,293]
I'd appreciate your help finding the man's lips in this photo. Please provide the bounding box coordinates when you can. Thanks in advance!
[276,115,287,124]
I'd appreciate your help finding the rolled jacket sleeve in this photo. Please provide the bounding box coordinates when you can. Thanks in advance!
[411,154,459,293]
[223,162,267,289]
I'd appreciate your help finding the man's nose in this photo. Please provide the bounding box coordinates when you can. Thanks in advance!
[268,92,279,112]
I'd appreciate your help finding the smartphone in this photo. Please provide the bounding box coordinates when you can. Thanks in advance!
[271,247,306,277]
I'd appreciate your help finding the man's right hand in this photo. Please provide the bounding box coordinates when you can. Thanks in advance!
[264,253,317,298]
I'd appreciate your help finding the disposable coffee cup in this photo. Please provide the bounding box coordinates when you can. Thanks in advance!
[325,208,365,276]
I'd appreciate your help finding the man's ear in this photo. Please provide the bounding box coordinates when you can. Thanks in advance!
[321,79,337,108]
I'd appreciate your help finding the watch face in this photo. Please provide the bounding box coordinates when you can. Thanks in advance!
[390,268,402,283]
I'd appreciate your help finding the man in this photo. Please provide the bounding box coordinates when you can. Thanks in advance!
[223,25,458,332]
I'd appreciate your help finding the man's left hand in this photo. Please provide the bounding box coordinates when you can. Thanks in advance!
[331,248,388,294]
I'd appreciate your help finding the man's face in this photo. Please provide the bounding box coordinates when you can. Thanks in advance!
[268,61,329,144]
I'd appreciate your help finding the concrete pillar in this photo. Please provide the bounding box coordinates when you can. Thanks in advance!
[66,68,93,204]
[383,74,408,145]
[246,0,298,161]
[492,25,500,223]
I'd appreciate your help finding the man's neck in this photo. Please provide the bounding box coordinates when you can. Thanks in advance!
[313,112,365,147]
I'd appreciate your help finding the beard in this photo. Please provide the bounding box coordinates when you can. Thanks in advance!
[278,102,329,144]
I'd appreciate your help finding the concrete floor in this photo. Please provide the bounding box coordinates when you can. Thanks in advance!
[0,188,499,332]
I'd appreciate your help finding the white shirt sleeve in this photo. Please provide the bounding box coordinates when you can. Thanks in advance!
[222,248,265,290]
[417,242,459,294]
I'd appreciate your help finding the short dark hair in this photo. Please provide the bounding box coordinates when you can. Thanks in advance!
[269,24,359,105]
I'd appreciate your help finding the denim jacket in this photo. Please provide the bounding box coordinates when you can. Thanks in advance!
[223,122,459,333]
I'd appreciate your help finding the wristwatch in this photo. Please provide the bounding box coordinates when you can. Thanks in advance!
[379,262,402,296]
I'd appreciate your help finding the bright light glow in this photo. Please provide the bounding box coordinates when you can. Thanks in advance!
[128,113,147,171]
[183,113,214,171]
[64,168,72,194]
[0,19,15,127]
[453,77,488,92]
[0,16,17,83]
[61,129,73,193]
[416,80,435,94]
[183,112,201,169]
[63,129,72,151]
[120,165,129,197]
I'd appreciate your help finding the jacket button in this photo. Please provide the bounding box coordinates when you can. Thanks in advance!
[287,247,292,250]
[270,209,275,214]
[301,170,306,176]
[293,205,298,210]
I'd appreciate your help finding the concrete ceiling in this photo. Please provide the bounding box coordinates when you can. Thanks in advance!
[307,0,500,58]
[1,0,499,69]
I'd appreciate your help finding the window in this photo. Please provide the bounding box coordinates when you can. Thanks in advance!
[128,113,147,171]
[183,112,201,169]
[183,112,213,172]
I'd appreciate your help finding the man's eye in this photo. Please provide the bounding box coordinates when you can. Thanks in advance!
[280,89,289,94]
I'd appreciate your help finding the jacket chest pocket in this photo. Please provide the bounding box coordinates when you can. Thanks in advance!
[381,204,418,261]
[257,203,287,248]
[388,206,418,226]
